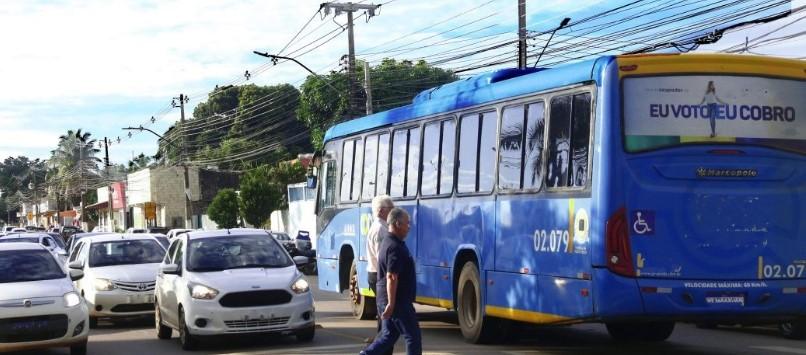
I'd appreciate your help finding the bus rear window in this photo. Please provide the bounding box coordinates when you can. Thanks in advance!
[623,75,805,154]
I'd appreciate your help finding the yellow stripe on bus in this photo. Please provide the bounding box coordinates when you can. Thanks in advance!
[616,54,806,79]
[416,296,454,309]
[680,136,736,143]
[567,199,575,253]
[485,305,573,324]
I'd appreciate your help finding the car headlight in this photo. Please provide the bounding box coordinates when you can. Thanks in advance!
[94,278,115,291]
[290,277,309,294]
[189,283,219,300]
[63,292,81,308]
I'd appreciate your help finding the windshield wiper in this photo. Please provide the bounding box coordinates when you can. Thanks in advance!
[228,264,285,269]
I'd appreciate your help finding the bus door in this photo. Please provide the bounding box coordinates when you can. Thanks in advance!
[620,73,806,314]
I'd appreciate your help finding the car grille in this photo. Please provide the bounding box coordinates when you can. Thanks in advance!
[218,290,292,308]
[224,317,290,330]
[113,280,156,292]
[0,314,68,343]
[111,303,154,313]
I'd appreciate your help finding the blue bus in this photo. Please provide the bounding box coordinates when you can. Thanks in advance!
[313,53,806,342]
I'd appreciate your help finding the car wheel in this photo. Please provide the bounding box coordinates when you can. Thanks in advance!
[179,309,198,350]
[779,320,806,340]
[456,262,509,344]
[349,261,376,320]
[88,316,98,329]
[296,325,315,342]
[155,300,172,340]
[70,340,88,355]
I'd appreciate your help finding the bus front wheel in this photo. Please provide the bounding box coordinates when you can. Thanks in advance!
[349,261,376,320]
[606,321,675,342]
[457,262,508,344]
[779,320,806,340]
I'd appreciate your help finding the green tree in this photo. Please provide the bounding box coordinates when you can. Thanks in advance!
[49,129,102,207]
[238,166,276,228]
[207,188,239,229]
[298,59,457,149]
[127,153,153,172]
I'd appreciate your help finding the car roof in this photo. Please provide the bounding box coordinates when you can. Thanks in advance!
[0,242,45,251]
[1,233,47,239]
[184,228,271,240]
[80,233,161,243]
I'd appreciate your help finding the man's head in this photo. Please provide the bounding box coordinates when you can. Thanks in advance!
[386,207,410,239]
[371,195,394,220]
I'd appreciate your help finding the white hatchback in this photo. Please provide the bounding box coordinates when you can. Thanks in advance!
[67,234,166,328]
[155,229,315,350]
[0,243,89,354]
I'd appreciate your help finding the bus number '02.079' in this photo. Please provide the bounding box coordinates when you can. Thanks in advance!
[534,230,569,253]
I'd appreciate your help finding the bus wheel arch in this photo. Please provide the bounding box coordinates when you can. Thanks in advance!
[453,250,509,344]
[338,245,354,292]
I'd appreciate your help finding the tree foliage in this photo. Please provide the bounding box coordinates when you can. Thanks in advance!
[49,129,102,206]
[207,188,239,229]
[298,59,457,149]
[160,84,311,170]
[0,156,47,223]
[127,153,153,172]
[237,161,307,228]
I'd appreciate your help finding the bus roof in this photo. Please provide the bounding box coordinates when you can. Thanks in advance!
[323,56,614,143]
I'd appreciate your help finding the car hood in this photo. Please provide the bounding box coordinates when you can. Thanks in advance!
[0,278,73,301]
[91,263,161,282]
[190,266,299,292]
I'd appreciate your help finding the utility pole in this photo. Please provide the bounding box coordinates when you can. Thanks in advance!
[322,2,381,118]
[174,94,192,229]
[104,137,114,232]
[364,61,373,115]
[518,0,527,69]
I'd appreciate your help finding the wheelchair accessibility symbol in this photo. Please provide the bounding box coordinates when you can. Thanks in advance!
[631,210,655,235]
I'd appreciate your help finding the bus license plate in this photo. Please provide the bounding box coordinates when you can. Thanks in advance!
[705,292,746,306]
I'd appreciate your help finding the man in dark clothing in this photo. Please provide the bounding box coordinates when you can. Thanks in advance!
[360,208,421,355]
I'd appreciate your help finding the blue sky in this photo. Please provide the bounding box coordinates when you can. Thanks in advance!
[0,0,802,165]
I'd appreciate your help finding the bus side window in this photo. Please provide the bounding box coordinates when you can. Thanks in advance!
[352,139,364,200]
[499,105,525,190]
[478,112,497,192]
[458,114,479,193]
[524,102,546,189]
[571,93,591,187]
[377,133,390,196]
[440,120,455,195]
[362,135,379,200]
[341,140,355,202]
[422,122,441,196]
[406,127,420,197]
[390,130,408,197]
[321,160,337,208]
[547,93,591,188]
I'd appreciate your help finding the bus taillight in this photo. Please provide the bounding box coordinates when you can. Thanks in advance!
[606,207,635,277]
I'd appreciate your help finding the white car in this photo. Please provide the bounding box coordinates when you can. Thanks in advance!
[67,234,166,328]
[1,226,16,235]
[10,227,27,233]
[0,232,69,264]
[125,228,147,234]
[0,243,89,354]
[166,229,193,240]
[155,229,315,350]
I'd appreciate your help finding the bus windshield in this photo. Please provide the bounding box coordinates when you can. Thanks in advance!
[623,75,806,154]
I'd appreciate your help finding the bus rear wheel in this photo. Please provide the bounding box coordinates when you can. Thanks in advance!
[349,261,376,320]
[606,321,675,342]
[456,262,508,344]
[779,320,806,340]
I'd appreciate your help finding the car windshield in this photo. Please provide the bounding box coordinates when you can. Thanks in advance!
[188,235,292,272]
[89,239,166,267]
[154,236,169,249]
[0,250,65,283]
[48,234,66,249]
[0,237,41,244]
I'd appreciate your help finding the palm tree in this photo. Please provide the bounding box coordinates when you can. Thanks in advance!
[49,129,102,213]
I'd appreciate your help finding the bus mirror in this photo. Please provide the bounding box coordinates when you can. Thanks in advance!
[306,175,317,189]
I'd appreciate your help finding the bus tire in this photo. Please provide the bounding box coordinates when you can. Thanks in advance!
[606,321,675,342]
[457,262,505,344]
[779,320,806,340]
[349,261,376,320]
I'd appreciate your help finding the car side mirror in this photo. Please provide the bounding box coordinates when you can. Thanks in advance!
[68,260,83,270]
[69,269,84,281]
[161,264,180,275]
[293,256,310,266]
